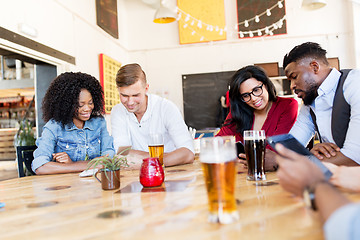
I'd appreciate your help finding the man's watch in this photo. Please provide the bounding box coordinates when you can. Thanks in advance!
[303,186,317,211]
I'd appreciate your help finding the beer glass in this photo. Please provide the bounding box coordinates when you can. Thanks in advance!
[148,133,164,167]
[244,130,266,181]
[200,136,239,224]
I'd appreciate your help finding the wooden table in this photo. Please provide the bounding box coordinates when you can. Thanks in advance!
[1,161,359,240]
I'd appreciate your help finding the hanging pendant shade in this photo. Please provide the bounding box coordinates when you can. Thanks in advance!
[153,3,176,23]
[302,0,327,10]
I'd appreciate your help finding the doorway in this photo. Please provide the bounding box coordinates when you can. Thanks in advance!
[0,48,56,161]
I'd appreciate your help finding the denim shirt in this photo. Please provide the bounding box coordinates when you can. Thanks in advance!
[32,116,115,172]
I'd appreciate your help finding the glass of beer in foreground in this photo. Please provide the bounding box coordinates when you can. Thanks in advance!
[200,136,239,224]
[148,133,164,167]
[244,130,266,181]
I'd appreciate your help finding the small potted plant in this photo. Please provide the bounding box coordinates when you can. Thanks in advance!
[87,153,129,190]
[14,119,36,147]
[14,119,36,177]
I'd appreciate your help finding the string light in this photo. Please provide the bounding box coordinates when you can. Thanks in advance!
[175,1,286,42]
[244,20,249,27]
[235,16,286,39]
[236,0,284,28]
[176,12,182,21]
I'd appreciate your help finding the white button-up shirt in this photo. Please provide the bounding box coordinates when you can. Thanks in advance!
[111,94,194,154]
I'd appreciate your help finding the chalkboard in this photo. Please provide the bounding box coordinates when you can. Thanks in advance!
[182,71,235,130]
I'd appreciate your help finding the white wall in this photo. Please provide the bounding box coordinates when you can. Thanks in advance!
[0,0,128,78]
[351,0,360,67]
[0,0,358,111]
[121,0,357,110]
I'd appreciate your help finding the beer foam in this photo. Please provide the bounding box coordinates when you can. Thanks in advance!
[148,144,164,147]
[243,135,266,141]
[200,151,236,163]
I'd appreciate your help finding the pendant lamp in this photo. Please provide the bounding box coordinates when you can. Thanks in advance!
[302,0,327,10]
[153,1,176,23]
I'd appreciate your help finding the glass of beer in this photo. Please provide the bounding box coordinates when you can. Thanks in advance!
[244,130,266,181]
[200,136,239,224]
[148,133,164,167]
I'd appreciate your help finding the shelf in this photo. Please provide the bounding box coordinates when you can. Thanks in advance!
[0,106,35,111]
[0,128,16,160]
[0,78,34,90]
[0,88,34,99]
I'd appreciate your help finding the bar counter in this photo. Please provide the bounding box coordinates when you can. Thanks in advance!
[1,160,359,239]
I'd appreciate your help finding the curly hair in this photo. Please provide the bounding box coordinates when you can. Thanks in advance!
[283,42,329,69]
[42,72,105,126]
[227,65,277,134]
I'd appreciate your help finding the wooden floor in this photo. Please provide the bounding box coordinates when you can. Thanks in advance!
[0,160,18,181]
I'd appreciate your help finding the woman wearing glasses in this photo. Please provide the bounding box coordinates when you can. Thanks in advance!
[216,65,298,171]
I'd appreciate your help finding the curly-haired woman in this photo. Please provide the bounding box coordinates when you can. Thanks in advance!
[32,72,115,175]
[216,65,298,171]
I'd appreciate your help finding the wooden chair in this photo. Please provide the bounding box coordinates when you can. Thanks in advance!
[16,145,37,178]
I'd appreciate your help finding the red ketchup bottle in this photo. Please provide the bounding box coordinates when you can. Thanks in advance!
[140,157,164,187]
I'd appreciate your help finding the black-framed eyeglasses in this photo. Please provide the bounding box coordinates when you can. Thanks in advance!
[240,84,264,102]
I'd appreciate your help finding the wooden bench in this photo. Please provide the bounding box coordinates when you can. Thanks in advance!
[0,128,17,161]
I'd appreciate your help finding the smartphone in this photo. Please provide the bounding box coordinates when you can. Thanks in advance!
[267,134,332,180]
[236,141,245,156]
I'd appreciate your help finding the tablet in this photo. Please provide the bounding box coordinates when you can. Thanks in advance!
[267,134,332,180]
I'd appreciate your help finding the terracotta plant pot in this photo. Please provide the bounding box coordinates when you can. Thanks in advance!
[95,169,120,190]
[140,157,164,187]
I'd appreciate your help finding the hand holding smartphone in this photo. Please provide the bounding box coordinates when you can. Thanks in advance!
[267,134,333,180]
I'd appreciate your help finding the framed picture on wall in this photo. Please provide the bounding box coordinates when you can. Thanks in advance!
[177,0,226,44]
[99,54,121,114]
[236,0,287,39]
[96,0,119,39]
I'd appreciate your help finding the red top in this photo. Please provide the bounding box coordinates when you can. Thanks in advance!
[216,97,298,148]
